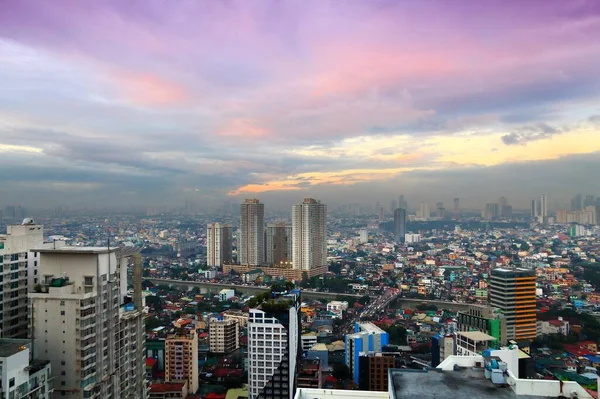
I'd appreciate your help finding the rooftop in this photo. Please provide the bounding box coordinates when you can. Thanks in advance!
[457,331,497,341]
[358,322,386,334]
[390,368,552,399]
[35,246,118,254]
[150,382,186,393]
[0,339,30,358]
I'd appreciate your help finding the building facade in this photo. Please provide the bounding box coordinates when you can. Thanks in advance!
[207,223,233,267]
[0,220,45,338]
[265,223,292,266]
[489,268,537,341]
[457,305,507,346]
[248,291,301,399]
[209,317,240,354]
[345,323,389,384]
[240,199,265,266]
[29,246,147,399]
[0,339,52,399]
[292,198,327,272]
[358,352,396,391]
[393,208,406,243]
[165,330,199,395]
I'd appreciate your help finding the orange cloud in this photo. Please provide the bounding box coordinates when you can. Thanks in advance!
[218,118,269,138]
[116,72,188,106]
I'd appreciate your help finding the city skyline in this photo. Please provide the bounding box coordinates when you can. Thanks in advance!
[0,1,599,208]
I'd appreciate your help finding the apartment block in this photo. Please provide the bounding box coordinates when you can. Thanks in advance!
[165,330,199,395]
[209,317,240,354]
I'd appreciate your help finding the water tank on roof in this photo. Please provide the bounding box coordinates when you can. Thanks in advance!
[22,218,35,225]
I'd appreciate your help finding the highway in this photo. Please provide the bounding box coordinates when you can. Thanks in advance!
[145,278,363,300]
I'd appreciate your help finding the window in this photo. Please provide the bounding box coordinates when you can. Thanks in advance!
[61,311,65,316]
[9,378,14,387]
[84,277,93,286]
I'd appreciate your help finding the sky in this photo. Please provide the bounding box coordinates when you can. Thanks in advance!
[1,0,600,211]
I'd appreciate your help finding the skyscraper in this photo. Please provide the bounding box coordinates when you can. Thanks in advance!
[265,222,292,265]
[453,198,460,220]
[0,219,44,338]
[292,198,327,271]
[248,290,301,399]
[393,208,406,243]
[207,223,233,267]
[435,202,445,219]
[418,202,430,221]
[540,194,548,219]
[165,329,199,394]
[30,246,147,398]
[240,199,265,266]
[489,268,537,341]
[571,194,583,211]
[530,199,539,218]
[398,195,407,210]
[584,195,596,208]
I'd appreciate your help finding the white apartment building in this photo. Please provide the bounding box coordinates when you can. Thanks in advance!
[29,246,147,399]
[165,330,198,395]
[300,334,317,351]
[292,198,327,271]
[248,292,300,399]
[0,219,45,338]
[404,233,421,244]
[209,317,240,354]
[0,339,52,399]
[222,310,249,328]
[206,223,233,267]
[240,199,265,266]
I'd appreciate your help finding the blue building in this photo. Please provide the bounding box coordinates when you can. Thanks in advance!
[344,322,389,384]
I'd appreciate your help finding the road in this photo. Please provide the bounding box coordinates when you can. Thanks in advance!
[145,278,363,300]
[339,288,400,334]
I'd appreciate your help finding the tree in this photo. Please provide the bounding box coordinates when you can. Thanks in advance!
[332,364,351,381]
[145,296,162,310]
[145,316,163,331]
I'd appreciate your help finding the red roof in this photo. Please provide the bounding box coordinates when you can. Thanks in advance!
[150,383,185,393]
[145,357,157,367]
[205,393,226,399]
[213,368,244,378]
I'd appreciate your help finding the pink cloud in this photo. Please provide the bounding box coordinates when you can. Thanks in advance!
[114,72,189,106]
[218,118,269,139]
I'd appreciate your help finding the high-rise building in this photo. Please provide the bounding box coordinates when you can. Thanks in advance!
[207,223,233,267]
[358,352,398,391]
[453,198,460,220]
[209,316,240,354]
[29,246,147,398]
[240,199,265,266]
[418,202,430,221]
[0,219,45,338]
[483,203,500,220]
[165,330,199,394]
[540,194,548,219]
[398,195,407,210]
[457,305,507,346]
[248,290,301,399]
[584,195,596,208]
[393,208,406,243]
[292,198,327,272]
[390,200,397,214]
[378,206,384,221]
[489,268,537,341]
[0,339,52,399]
[571,194,583,211]
[435,202,445,219]
[345,323,389,384]
[265,222,292,265]
[530,200,539,218]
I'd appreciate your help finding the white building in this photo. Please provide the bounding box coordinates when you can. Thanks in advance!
[0,219,45,338]
[0,339,52,399]
[248,291,300,399]
[292,198,327,271]
[404,234,421,244]
[240,199,265,266]
[209,317,240,354]
[358,229,368,244]
[301,334,318,352]
[326,301,348,318]
[29,246,147,399]
[207,223,233,267]
[219,289,235,301]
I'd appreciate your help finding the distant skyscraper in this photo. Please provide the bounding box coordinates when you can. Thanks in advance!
[571,194,583,211]
[390,199,398,214]
[398,195,407,210]
[393,208,407,243]
[418,202,430,221]
[489,268,537,341]
[483,203,499,220]
[378,206,384,221]
[292,198,327,271]
[240,199,265,266]
[540,194,548,219]
[498,197,512,218]
[248,291,301,399]
[584,195,596,208]
[435,202,445,219]
[207,223,233,267]
[265,222,292,265]
[453,198,460,220]
[531,199,539,218]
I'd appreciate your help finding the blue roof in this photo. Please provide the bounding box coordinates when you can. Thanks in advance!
[583,354,600,363]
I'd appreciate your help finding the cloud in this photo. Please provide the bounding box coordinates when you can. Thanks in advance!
[501,123,564,145]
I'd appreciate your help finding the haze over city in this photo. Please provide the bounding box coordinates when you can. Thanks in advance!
[1,0,599,210]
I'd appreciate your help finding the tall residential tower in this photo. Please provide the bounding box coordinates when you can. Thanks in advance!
[207,223,233,267]
[240,199,265,266]
[292,198,327,272]
[265,222,292,265]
